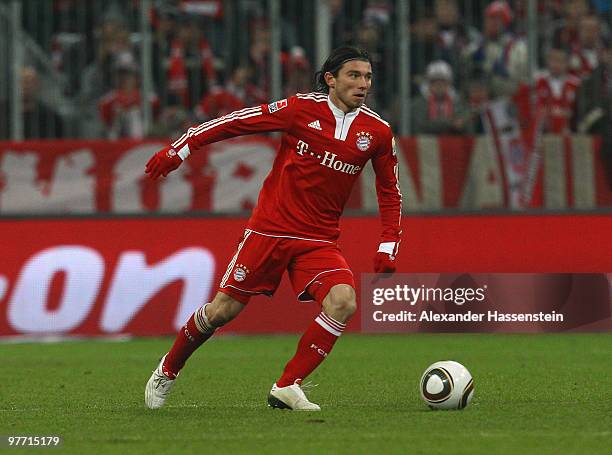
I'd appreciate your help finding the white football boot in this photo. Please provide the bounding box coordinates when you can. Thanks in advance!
[268,380,321,411]
[145,354,177,409]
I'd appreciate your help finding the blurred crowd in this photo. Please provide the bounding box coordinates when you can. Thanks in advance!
[407,0,611,138]
[1,0,611,141]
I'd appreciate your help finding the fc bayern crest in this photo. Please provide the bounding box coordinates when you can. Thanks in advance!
[356,131,373,151]
[233,264,250,282]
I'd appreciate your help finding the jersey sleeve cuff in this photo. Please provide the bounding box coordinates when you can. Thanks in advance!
[377,242,396,255]
[177,144,191,160]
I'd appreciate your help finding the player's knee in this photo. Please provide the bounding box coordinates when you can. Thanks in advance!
[325,284,357,321]
[207,292,244,327]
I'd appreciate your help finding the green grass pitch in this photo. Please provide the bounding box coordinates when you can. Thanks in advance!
[2,334,612,454]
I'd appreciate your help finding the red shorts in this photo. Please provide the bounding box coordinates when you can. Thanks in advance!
[218,229,355,305]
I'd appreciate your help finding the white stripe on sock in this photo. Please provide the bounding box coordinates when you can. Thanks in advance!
[315,312,345,336]
[319,312,346,331]
[194,303,215,333]
[315,316,341,336]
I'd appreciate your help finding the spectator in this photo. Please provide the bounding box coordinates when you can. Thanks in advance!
[355,20,387,109]
[330,0,352,47]
[81,11,134,102]
[194,60,275,121]
[224,65,266,107]
[195,86,244,121]
[362,0,391,26]
[432,0,480,91]
[152,5,179,55]
[149,94,191,140]
[79,11,135,137]
[551,0,591,52]
[247,19,304,101]
[167,14,217,109]
[410,60,472,135]
[464,71,492,135]
[576,40,612,187]
[98,56,159,139]
[283,46,312,97]
[569,15,606,78]
[151,4,180,104]
[461,0,528,99]
[409,10,439,91]
[2,65,64,139]
[248,20,272,99]
[535,47,581,133]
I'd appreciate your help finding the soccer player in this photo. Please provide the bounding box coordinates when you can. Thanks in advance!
[144,46,401,411]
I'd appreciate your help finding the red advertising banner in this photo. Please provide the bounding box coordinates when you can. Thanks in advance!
[1,214,611,337]
[0,136,610,214]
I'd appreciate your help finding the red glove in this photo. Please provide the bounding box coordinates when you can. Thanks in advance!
[373,251,396,274]
[145,146,183,180]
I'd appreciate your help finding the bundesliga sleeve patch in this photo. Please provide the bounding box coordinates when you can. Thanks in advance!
[268,99,288,113]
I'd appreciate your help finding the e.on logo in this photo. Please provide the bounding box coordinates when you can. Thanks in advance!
[4,246,216,334]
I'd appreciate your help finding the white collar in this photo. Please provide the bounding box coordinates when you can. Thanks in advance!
[326,95,361,141]
[327,95,361,119]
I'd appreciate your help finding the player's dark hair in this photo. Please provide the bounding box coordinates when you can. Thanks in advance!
[314,46,371,93]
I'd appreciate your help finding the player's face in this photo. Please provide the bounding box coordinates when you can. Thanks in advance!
[326,60,372,112]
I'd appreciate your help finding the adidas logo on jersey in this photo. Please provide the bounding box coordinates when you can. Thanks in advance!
[308,120,322,130]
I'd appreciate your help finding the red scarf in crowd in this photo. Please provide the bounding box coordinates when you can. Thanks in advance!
[428,93,454,120]
[570,43,597,79]
[167,37,217,107]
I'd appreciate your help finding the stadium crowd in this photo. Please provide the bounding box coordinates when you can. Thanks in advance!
[1,0,610,142]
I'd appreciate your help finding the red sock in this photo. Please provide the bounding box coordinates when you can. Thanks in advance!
[277,311,346,387]
[163,304,215,378]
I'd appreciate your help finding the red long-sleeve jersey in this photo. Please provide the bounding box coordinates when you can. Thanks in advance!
[172,92,402,245]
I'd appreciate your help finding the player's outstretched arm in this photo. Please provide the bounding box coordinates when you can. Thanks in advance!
[144,98,296,180]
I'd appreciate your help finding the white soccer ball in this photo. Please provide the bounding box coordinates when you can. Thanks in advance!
[420,360,474,410]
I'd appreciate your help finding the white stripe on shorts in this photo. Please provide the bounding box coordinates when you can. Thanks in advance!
[220,229,252,287]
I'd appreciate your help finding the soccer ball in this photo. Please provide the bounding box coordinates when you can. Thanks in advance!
[420,360,474,410]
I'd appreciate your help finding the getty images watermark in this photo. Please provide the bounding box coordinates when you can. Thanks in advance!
[370,282,562,323]
[358,274,612,333]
